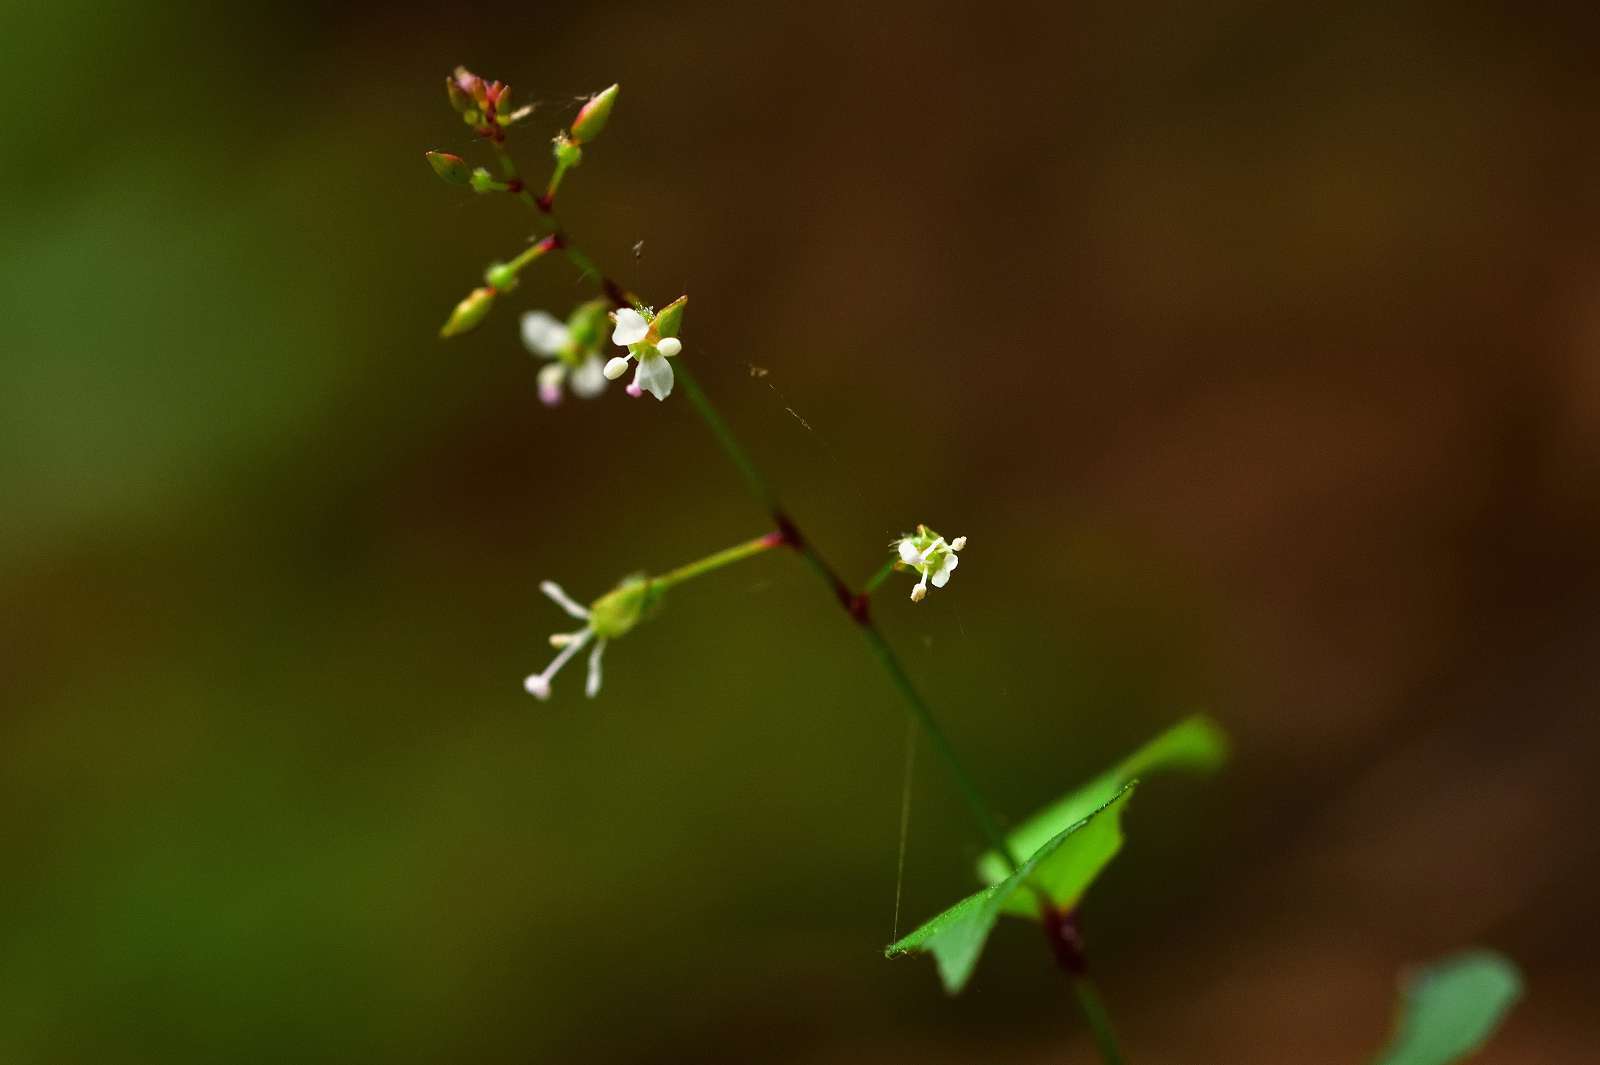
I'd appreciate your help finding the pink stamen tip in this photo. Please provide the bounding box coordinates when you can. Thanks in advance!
[625,382,643,398]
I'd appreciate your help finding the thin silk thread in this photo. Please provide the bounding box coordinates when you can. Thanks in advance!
[892,716,917,942]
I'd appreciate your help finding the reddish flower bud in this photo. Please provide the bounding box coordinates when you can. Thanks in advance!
[570,84,619,143]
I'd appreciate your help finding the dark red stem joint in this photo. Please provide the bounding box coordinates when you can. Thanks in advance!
[772,510,871,624]
[1041,906,1088,975]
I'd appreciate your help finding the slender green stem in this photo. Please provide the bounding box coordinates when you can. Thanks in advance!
[672,362,777,511]
[855,622,1013,863]
[674,361,1018,871]
[862,557,899,595]
[478,153,1123,1055]
[503,234,558,277]
[1072,976,1126,1065]
[652,532,784,591]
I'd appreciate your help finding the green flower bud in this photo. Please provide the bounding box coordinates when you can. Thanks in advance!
[425,150,471,186]
[565,299,612,350]
[587,575,662,640]
[570,84,619,143]
[653,295,688,339]
[439,286,496,338]
[469,167,498,193]
[445,72,475,114]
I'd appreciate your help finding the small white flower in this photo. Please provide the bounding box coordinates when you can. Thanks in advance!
[605,306,685,402]
[891,525,965,602]
[522,309,609,406]
[523,580,608,701]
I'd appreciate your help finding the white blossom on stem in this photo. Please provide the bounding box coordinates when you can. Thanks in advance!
[891,525,966,602]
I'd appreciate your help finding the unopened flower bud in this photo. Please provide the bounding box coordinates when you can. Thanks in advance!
[445,70,477,114]
[469,167,499,193]
[425,150,471,186]
[571,84,619,143]
[439,286,496,338]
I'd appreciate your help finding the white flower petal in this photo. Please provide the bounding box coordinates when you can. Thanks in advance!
[634,354,675,400]
[611,308,649,346]
[537,361,566,407]
[898,539,922,564]
[521,311,570,356]
[931,553,958,588]
[585,639,607,698]
[539,580,591,621]
[570,354,608,398]
[656,336,682,358]
[603,355,632,380]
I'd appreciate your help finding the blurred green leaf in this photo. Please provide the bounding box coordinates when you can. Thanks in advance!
[1372,951,1522,1065]
[886,786,1134,994]
[975,714,1228,913]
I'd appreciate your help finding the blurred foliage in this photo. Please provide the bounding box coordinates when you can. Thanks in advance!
[3,0,1593,1062]
[1372,952,1522,1065]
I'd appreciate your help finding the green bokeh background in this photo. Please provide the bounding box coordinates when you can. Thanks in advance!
[5,2,1598,1061]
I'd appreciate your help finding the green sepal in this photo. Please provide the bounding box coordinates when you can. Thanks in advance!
[588,575,665,640]
[653,295,687,339]
[887,786,1135,994]
[1371,951,1522,1065]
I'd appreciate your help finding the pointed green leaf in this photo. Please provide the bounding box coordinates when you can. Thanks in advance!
[886,785,1134,994]
[1371,951,1522,1065]
[975,714,1228,911]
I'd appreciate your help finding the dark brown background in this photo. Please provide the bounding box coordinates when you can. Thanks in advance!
[3,1,1598,1061]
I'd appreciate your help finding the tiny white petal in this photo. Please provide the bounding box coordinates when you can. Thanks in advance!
[524,674,552,700]
[603,355,632,380]
[585,640,607,698]
[521,311,570,356]
[656,336,682,358]
[611,308,649,346]
[898,539,922,564]
[931,553,958,588]
[539,580,591,621]
[570,354,608,398]
[634,354,674,400]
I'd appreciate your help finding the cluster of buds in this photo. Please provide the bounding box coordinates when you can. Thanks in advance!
[892,525,967,602]
[524,575,662,700]
[445,66,534,140]
[603,296,687,400]
[522,300,614,404]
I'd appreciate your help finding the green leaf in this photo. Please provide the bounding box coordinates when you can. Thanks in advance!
[886,785,1134,994]
[1372,951,1522,1065]
[975,714,1228,914]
